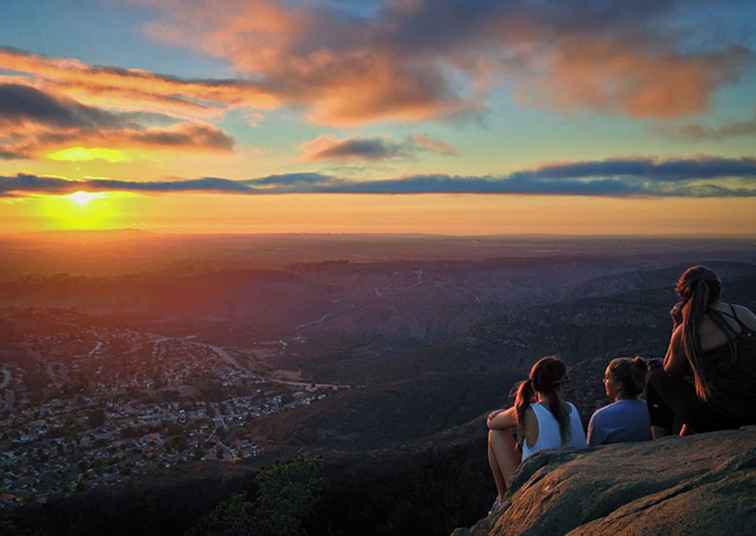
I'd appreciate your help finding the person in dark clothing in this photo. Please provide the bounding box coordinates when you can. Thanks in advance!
[646,265,756,437]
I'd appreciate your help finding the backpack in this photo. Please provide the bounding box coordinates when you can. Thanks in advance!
[705,305,756,422]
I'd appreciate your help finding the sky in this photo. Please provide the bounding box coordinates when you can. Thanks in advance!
[1,0,756,235]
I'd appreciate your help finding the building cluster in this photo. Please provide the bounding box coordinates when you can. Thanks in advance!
[0,318,338,509]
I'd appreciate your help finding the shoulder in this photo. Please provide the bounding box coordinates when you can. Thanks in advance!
[564,400,582,418]
[589,401,617,423]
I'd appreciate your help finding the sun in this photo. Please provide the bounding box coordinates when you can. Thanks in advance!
[68,191,105,206]
[36,191,121,230]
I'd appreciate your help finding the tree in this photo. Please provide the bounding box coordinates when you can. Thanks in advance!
[250,457,323,536]
[186,457,323,536]
[185,493,255,536]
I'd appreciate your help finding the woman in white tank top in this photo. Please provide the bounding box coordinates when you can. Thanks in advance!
[486,356,587,514]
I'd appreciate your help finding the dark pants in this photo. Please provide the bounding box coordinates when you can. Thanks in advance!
[645,369,740,434]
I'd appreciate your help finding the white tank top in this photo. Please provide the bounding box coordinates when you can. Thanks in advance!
[521,401,587,461]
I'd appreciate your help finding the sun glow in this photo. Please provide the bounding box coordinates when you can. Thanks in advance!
[34,192,123,230]
[68,191,105,206]
[47,147,129,163]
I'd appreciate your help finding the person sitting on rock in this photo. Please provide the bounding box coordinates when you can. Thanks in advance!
[587,357,652,446]
[486,356,587,513]
[646,265,756,437]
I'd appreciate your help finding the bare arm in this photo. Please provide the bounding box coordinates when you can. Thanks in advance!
[663,325,689,378]
[487,406,517,430]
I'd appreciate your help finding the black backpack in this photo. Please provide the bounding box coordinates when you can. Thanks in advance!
[705,305,756,422]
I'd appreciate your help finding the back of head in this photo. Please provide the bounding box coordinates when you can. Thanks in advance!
[676,265,723,401]
[608,356,647,398]
[676,265,721,305]
[515,356,570,443]
[530,356,567,393]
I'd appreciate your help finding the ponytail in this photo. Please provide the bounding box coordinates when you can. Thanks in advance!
[547,387,570,444]
[516,356,570,445]
[676,266,722,402]
[515,378,534,439]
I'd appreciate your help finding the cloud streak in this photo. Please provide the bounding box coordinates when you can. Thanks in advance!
[669,112,756,141]
[4,156,756,198]
[299,134,458,161]
[0,47,278,119]
[0,84,235,158]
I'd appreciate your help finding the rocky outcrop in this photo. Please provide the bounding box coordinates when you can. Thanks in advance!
[453,426,756,536]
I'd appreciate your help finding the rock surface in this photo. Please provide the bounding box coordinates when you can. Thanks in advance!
[453,426,756,536]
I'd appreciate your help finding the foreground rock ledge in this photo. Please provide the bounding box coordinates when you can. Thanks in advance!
[453,426,756,536]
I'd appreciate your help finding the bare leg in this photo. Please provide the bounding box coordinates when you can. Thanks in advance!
[487,431,507,499]
[679,424,693,436]
[488,429,521,494]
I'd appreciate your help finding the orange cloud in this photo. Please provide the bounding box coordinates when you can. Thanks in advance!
[0,47,279,119]
[2,2,752,130]
[5,123,234,160]
[537,38,751,117]
[138,0,752,125]
[0,83,234,159]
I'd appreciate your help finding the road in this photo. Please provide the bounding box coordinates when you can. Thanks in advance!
[210,345,244,370]
[0,367,10,390]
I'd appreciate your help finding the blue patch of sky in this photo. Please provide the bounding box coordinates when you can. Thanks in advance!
[672,0,756,52]
[292,0,382,17]
[219,107,325,154]
[0,0,232,79]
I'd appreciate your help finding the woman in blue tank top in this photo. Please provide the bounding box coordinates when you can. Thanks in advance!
[587,357,652,446]
[486,356,587,514]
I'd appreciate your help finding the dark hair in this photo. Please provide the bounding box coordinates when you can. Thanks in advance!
[607,356,648,398]
[515,356,569,444]
[676,265,723,401]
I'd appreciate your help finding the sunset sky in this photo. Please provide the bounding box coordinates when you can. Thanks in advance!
[2,0,756,235]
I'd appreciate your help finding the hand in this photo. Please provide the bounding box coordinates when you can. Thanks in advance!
[670,302,684,328]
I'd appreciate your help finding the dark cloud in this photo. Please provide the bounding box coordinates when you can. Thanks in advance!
[511,157,756,182]
[0,175,250,196]
[127,124,234,151]
[0,148,25,160]
[0,84,235,156]
[84,177,250,193]
[670,113,756,141]
[300,135,458,161]
[303,137,407,161]
[0,84,126,129]
[4,156,756,198]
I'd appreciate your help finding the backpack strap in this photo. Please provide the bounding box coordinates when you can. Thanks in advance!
[708,307,741,342]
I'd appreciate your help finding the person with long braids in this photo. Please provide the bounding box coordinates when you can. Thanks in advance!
[646,265,756,437]
[486,356,586,513]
